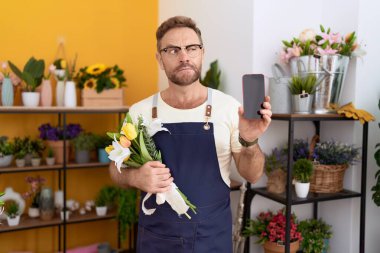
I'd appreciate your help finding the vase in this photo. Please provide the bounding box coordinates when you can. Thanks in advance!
[28,207,40,218]
[31,158,41,167]
[39,187,55,221]
[290,55,349,113]
[263,240,300,253]
[46,140,70,164]
[15,158,26,167]
[295,182,310,198]
[56,80,65,106]
[75,150,90,163]
[64,80,77,107]
[54,190,64,209]
[46,157,55,166]
[0,155,13,167]
[98,148,110,163]
[40,79,53,107]
[1,77,14,106]
[7,215,20,226]
[22,92,40,107]
[96,206,107,216]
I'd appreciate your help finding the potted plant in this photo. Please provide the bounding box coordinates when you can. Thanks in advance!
[30,139,45,167]
[94,186,118,216]
[243,209,302,253]
[200,60,221,90]
[265,147,288,194]
[293,158,314,198]
[298,218,332,253]
[71,132,97,163]
[0,136,14,167]
[22,175,45,218]
[95,134,112,163]
[5,200,21,226]
[372,99,380,206]
[311,140,360,193]
[64,54,78,107]
[38,123,82,164]
[14,149,26,167]
[45,147,55,166]
[288,75,318,114]
[8,57,45,107]
[60,207,71,221]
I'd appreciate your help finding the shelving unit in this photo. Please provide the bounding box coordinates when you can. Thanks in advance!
[0,106,129,252]
[241,113,368,253]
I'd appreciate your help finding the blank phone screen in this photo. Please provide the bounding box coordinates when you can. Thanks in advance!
[242,74,265,119]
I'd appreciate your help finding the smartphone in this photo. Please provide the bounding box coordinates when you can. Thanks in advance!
[242,74,265,119]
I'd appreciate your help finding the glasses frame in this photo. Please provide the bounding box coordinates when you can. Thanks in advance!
[159,44,203,58]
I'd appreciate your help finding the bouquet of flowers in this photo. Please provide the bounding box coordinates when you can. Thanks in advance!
[105,113,196,219]
[22,175,45,208]
[280,25,365,63]
[75,64,126,93]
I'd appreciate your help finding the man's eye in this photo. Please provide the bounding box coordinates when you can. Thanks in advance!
[168,48,180,54]
[187,46,198,51]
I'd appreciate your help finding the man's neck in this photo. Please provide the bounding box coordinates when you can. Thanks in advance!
[161,81,208,109]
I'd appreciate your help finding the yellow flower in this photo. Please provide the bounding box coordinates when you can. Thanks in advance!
[60,60,67,69]
[86,64,107,75]
[111,77,120,88]
[84,78,96,89]
[105,145,114,154]
[119,135,131,148]
[122,123,137,140]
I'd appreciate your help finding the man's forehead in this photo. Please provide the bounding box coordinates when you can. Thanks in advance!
[160,27,200,46]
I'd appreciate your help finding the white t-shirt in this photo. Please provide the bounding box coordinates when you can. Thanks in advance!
[128,89,242,186]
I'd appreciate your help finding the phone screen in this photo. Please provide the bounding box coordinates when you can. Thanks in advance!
[242,74,265,119]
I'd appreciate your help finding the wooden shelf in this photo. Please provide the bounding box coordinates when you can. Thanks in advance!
[272,113,355,121]
[0,106,129,114]
[0,162,110,174]
[0,210,116,233]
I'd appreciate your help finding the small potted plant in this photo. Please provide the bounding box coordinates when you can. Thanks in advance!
[265,147,288,194]
[30,139,45,167]
[0,136,14,167]
[243,208,302,253]
[22,175,45,218]
[71,132,97,164]
[298,218,332,253]
[94,186,118,216]
[5,200,21,226]
[288,75,318,114]
[60,207,71,221]
[293,158,314,198]
[95,134,112,163]
[45,147,55,166]
[14,149,26,167]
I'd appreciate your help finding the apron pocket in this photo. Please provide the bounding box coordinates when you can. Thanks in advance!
[139,226,184,253]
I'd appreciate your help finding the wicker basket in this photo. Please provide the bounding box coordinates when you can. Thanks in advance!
[310,164,349,193]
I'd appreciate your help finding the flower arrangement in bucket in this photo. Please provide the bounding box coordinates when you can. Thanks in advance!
[76,64,126,106]
[105,113,197,219]
[243,209,302,253]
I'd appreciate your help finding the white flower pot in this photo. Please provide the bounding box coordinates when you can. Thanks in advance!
[31,158,41,167]
[96,206,107,216]
[28,207,40,218]
[22,92,40,107]
[0,155,13,167]
[60,210,71,220]
[15,158,26,167]
[64,81,77,107]
[56,80,65,107]
[295,182,310,198]
[46,157,55,166]
[7,215,20,226]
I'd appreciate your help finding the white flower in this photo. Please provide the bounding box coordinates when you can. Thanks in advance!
[142,117,170,136]
[299,29,316,43]
[352,44,367,58]
[108,137,131,173]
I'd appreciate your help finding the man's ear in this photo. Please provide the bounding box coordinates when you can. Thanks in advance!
[156,52,164,70]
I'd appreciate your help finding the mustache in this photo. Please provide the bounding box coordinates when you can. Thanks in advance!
[174,63,197,72]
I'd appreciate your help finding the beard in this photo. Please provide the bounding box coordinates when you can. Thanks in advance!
[165,62,202,86]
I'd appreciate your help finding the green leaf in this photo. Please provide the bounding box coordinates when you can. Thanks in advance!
[126,113,133,124]
[23,72,36,91]
[125,160,142,168]
[106,132,121,140]
[8,61,23,80]
[320,25,325,33]
[139,132,153,162]
[282,40,292,47]
[375,149,380,167]
[201,60,221,90]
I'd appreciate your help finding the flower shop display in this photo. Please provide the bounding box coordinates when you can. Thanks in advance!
[0,136,14,167]
[372,99,380,207]
[8,57,45,107]
[22,175,45,218]
[311,140,360,193]
[243,209,302,253]
[38,123,82,164]
[76,64,126,106]
[288,75,318,114]
[71,132,97,163]
[298,218,332,253]
[5,200,21,226]
[106,113,196,219]
[280,25,365,114]
[293,158,314,198]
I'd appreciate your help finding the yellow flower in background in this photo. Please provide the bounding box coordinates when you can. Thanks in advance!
[86,64,107,75]
[119,135,131,148]
[122,123,137,140]
[111,77,120,88]
[84,78,96,89]
[105,145,114,154]
[60,60,67,69]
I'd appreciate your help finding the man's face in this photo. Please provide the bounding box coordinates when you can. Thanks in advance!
[156,27,204,86]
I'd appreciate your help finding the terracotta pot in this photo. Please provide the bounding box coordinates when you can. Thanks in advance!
[263,240,299,253]
[40,79,53,107]
[46,140,70,164]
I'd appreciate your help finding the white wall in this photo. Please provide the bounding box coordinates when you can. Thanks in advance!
[158,0,380,252]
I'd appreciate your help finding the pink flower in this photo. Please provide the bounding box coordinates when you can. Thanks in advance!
[317,47,338,56]
[319,32,342,45]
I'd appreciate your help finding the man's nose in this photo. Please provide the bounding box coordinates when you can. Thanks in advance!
[177,49,190,62]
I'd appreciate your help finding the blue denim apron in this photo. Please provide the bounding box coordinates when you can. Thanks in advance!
[136,88,232,253]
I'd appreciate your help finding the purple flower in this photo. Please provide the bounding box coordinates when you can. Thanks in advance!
[38,123,82,140]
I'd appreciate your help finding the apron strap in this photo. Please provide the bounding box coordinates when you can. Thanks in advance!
[152,93,158,119]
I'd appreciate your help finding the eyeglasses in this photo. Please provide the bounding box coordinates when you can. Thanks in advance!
[159,44,203,58]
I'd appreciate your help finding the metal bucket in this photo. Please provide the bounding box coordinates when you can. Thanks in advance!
[269,64,292,114]
[290,55,349,114]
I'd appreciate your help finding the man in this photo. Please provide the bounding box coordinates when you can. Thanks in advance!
[109,16,272,253]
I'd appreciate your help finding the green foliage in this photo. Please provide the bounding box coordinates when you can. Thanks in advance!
[94,134,113,149]
[5,200,19,218]
[298,218,332,253]
[293,159,313,183]
[0,136,14,156]
[95,186,118,207]
[372,99,380,206]
[8,57,45,92]
[30,139,45,158]
[13,136,33,156]
[71,132,97,151]
[0,192,4,207]
[265,148,287,175]
[47,147,54,158]
[312,140,360,165]
[201,60,221,90]
[288,75,318,95]
[14,149,26,159]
